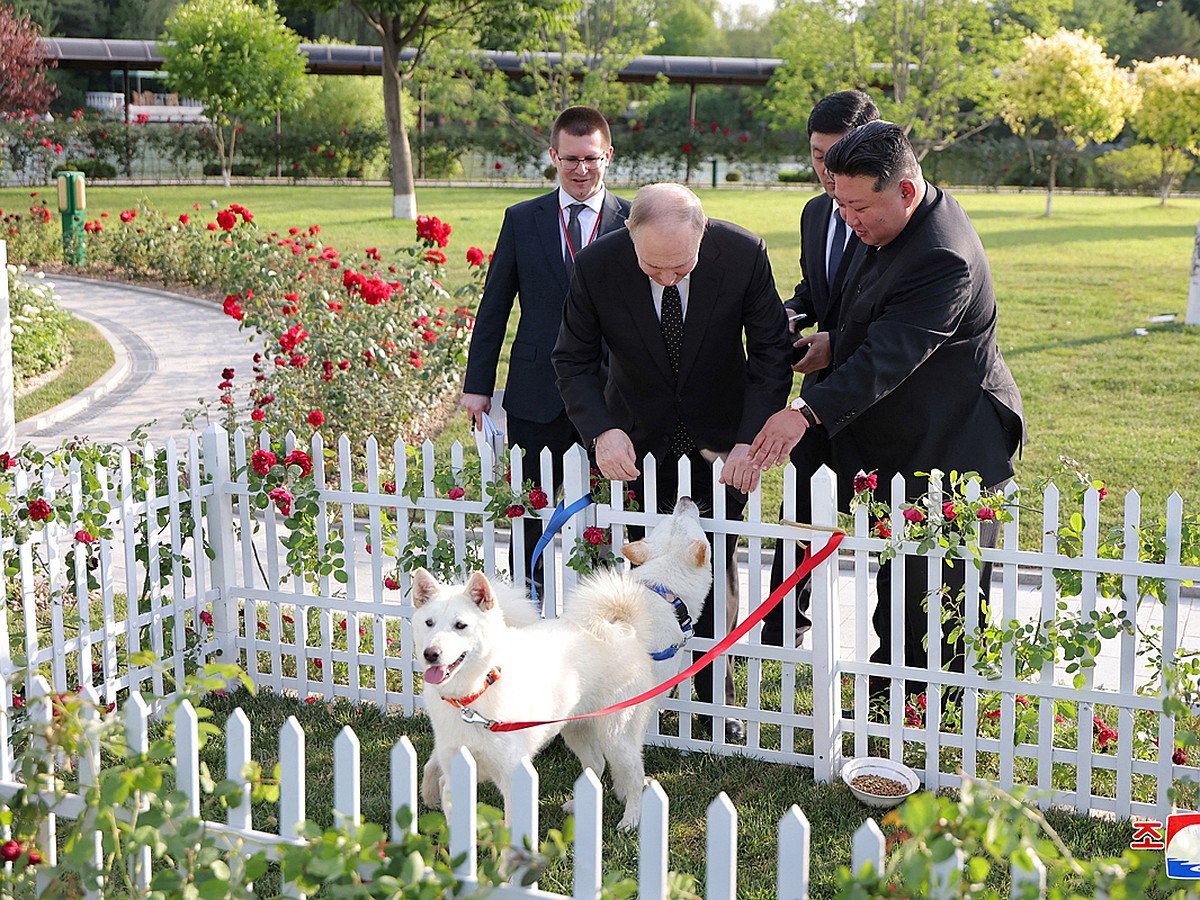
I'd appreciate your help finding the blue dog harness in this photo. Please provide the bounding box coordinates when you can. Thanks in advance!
[648,584,693,661]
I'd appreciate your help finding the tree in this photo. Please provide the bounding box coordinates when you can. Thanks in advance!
[1059,0,1143,59]
[0,5,58,115]
[1131,0,1200,59]
[1131,54,1200,203]
[296,0,573,220]
[161,0,310,188]
[998,28,1139,215]
[766,0,867,131]
[656,0,727,55]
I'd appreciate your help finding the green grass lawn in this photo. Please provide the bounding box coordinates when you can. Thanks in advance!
[14,315,114,422]
[4,183,1198,527]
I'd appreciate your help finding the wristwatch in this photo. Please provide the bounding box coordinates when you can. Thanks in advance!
[788,395,818,428]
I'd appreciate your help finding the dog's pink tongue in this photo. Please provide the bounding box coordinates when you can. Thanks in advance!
[424,665,447,684]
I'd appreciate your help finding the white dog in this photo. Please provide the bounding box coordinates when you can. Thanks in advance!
[414,497,712,831]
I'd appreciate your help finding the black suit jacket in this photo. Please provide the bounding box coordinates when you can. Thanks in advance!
[552,219,792,461]
[806,183,1026,492]
[464,189,631,423]
[784,191,859,336]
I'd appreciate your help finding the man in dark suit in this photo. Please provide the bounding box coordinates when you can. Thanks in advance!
[462,106,630,590]
[762,90,879,648]
[747,121,1025,703]
[553,183,792,740]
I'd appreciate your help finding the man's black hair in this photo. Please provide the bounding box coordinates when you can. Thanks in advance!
[822,120,921,191]
[807,90,879,137]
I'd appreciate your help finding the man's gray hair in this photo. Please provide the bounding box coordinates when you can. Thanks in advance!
[627,183,706,243]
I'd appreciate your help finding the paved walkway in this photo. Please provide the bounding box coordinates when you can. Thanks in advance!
[18,276,1200,693]
[16,275,246,448]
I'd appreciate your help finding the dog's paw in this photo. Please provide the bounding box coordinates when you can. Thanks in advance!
[617,811,640,833]
[421,759,444,808]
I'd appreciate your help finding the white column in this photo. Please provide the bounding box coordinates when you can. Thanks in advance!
[1187,217,1200,326]
[0,241,14,451]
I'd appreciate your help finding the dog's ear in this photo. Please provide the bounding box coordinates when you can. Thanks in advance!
[411,568,438,608]
[464,571,496,611]
[689,539,709,569]
[621,540,649,566]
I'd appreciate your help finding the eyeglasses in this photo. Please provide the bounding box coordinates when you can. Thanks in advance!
[556,155,607,171]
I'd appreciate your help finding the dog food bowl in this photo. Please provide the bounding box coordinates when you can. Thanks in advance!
[840,756,920,809]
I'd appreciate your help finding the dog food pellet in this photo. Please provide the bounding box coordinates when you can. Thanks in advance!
[851,774,909,797]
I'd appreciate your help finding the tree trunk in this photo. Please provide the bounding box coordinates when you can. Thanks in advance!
[380,35,417,220]
[1044,146,1056,218]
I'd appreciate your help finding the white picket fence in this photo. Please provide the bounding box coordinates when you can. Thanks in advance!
[2,423,1199,891]
[1,674,1055,899]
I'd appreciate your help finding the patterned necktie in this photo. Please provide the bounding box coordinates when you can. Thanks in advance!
[660,284,694,457]
[827,211,847,295]
[564,202,586,278]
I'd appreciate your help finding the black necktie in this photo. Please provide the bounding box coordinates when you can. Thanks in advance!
[827,211,847,294]
[564,202,586,278]
[660,284,694,457]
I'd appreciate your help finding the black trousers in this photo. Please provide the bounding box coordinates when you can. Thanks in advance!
[629,449,746,707]
[868,518,1000,703]
[506,410,581,593]
[764,426,839,646]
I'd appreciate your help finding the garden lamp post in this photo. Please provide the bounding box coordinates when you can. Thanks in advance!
[56,171,87,266]
[709,157,718,189]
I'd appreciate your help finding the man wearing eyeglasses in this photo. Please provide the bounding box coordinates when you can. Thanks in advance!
[463,106,631,593]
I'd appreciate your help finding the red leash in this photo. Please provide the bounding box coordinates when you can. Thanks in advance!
[474,529,845,733]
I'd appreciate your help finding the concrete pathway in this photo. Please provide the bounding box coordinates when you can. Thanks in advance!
[16,275,247,448]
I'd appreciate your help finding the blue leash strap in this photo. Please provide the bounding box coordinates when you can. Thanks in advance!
[528,492,594,603]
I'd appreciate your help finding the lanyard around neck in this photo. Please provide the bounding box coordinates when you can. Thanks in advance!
[558,203,604,263]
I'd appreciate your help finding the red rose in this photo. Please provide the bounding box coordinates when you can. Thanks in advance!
[528,487,549,510]
[250,408,265,422]
[75,529,96,544]
[1174,747,1188,766]
[682,142,693,154]
[0,840,20,863]
[505,504,525,518]
[222,366,235,380]
[903,507,925,524]
[200,610,213,626]
[179,213,190,225]
[384,577,400,590]
[28,498,51,521]
[222,294,244,321]
[424,249,446,265]
[382,480,396,494]
[448,487,466,500]
[268,487,294,516]
[873,519,892,539]
[1098,483,1108,501]
[583,526,605,546]
[251,449,277,475]
[284,450,313,477]
[307,410,325,427]
[0,452,16,470]
[422,329,437,343]
[853,472,877,494]
[207,222,218,231]
[466,246,485,266]
[976,507,996,520]
[942,501,957,519]
[119,209,136,223]
[217,208,237,231]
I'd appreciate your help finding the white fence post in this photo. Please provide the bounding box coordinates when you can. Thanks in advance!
[573,769,603,899]
[778,805,810,900]
[707,792,738,900]
[638,781,669,898]
[202,423,240,667]
[809,465,841,783]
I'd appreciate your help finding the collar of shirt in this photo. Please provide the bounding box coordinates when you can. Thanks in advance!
[648,273,692,320]
[557,188,605,255]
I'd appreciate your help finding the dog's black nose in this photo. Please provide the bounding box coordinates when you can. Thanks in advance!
[423,648,440,664]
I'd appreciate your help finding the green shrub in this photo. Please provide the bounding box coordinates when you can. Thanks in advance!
[725,171,742,182]
[203,162,263,177]
[7,266,71,387]
[777,170,811,183]
[52,158,119,179]
[1096,144,1190,195]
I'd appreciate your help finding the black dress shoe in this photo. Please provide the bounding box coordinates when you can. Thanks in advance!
[724,718,746,742]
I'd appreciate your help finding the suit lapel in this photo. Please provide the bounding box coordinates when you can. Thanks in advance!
[675,227,721,387]
[534,191,569,292]
[617,241,675,384]
[597,190,627,237]
[809,193,832,307]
